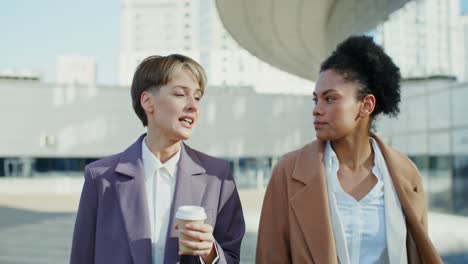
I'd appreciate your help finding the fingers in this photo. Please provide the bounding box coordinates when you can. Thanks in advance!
[179,249,211,256]
[179,240,214,256]
[178,223,215,256]
[179,229,213,242]
[179,239,212,252]
[183,223,213,233]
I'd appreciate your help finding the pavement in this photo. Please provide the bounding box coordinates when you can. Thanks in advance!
[0,177,467,263]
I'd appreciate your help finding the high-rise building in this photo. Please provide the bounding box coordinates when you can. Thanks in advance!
[119,0,313,93]
[373,0,464,81]
[56,55,97,86]
[199,0,248,86]
[119,0,200,86]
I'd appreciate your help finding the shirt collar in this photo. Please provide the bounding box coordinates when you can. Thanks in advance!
[369,137,384,181]
[324,138,384,183]
[324,140,338,170]
[142,136,181,179]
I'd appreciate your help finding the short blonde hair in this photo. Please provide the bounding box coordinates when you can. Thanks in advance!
[131,54,207,126]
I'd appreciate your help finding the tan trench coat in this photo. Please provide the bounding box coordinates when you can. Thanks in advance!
[256,135,442,264]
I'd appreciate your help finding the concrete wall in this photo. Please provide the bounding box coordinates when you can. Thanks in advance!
[0,80,315,158]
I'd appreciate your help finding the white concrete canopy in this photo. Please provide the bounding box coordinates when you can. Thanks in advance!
[215,0,410,81]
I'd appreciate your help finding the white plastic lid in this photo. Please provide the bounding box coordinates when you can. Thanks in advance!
[175,206,207,220]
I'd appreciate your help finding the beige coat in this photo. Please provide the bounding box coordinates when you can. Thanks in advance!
[256,135,442,264]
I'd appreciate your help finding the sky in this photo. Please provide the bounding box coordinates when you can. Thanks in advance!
[1,0,468,85]
[0,0,120,85]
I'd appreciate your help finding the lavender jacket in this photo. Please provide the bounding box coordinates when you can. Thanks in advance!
[70,134,245,264]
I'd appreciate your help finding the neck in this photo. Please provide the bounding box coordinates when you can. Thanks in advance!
[145,128,181,163]
[331,129,373,171]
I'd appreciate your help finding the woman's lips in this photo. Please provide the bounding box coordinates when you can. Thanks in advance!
[313,121,327,129]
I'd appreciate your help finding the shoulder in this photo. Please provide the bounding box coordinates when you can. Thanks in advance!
[84,135,144,179]
[183,144,230,173]
[274,140,322,172]
[84,152,122,179]
[388,146,420,174]
[376,139,422,186]
[271,141,322,182]
[275,148,301,172]
[386,145,417,168]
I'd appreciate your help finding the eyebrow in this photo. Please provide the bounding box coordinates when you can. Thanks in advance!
[173,85,202,93]
[313,89,338,97]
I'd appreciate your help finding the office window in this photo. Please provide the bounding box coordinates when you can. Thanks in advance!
[454,155,468,216]
[427,155,452,213]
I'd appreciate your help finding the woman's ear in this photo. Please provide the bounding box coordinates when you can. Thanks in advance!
[359,94,376,118]
[141,91,154,114]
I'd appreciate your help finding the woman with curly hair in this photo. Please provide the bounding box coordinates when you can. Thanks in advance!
[256,36,442,264]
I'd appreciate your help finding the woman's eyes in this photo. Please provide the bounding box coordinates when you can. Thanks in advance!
[174,92,202,101]
[313,97,335,104]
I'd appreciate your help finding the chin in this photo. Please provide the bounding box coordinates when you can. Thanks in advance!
[315,135,329,141]
[177,131,192,141]
[315,131,328,141]
[180,135,191,141]
[315,131,337,142]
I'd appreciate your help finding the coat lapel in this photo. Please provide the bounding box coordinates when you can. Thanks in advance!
[164,143,207,263]
[290,142,338,264]
[372,137,407,264]
[288,135,440,263]
[372,135,424,224]
[372,134,439,263]
[113,134,152,264]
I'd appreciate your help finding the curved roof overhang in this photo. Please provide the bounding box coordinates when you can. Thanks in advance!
[216,0,410,81]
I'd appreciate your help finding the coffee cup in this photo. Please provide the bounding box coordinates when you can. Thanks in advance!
[175,206,207,254]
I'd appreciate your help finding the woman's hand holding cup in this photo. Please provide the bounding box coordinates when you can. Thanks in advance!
[175,206,217,263]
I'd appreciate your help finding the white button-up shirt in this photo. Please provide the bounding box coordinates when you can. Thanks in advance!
[142,138,180,264]
[325,139,389,264]
[142,138,219,264]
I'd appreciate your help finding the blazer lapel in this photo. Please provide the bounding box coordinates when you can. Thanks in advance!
[290,142,338,264]
[164,143,207,263]
[114,134,152,264]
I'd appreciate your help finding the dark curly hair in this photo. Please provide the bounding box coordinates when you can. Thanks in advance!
[320,35,401,118]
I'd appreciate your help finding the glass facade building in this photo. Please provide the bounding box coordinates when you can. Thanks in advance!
[379,77,468,216]
[2,77,467,216]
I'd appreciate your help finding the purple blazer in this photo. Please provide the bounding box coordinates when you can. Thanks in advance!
[70,134,245,264]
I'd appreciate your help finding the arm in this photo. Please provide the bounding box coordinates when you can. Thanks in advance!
[179,164,245,264]
[211,164,246,264]
[410,161,429,234]
[256,161,291,264]
[70,166,98,264]
[417,171,429,234]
